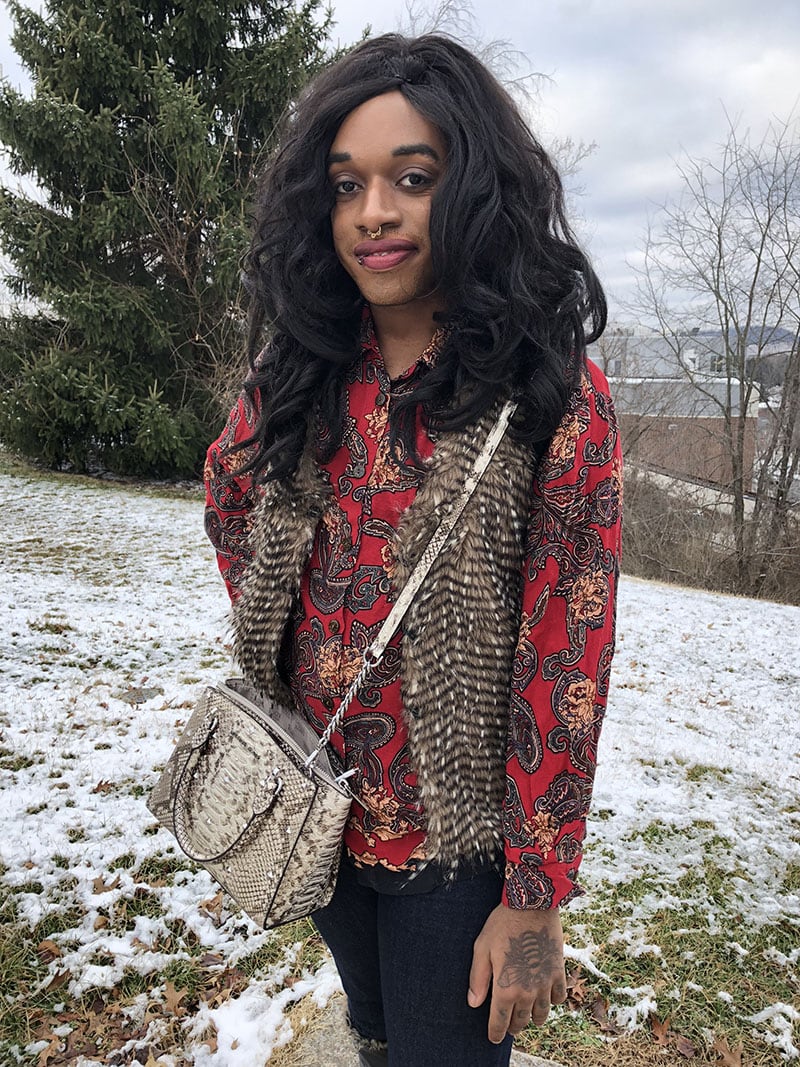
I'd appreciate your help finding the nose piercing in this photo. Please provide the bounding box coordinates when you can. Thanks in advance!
[366,226,382,240]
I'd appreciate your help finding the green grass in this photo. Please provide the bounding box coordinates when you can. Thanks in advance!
[0,749,36,772]
[0,447,203,500]
[515,858,800,1066]
[781,861,800,893]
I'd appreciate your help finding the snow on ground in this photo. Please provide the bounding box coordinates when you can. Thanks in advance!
[1,466,799,1063]
[589,573,800,924]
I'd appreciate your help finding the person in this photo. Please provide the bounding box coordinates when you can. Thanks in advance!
[204,33,622,1067]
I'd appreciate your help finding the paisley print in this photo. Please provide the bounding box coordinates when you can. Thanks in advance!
[342,711,397,789]
[204,311,623,907]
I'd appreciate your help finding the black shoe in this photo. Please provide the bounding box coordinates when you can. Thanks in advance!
[358,1050,389,1067]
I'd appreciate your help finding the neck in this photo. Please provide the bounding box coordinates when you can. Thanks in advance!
[370,300,444,379]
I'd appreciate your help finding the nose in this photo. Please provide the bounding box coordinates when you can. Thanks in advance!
[357,177,402,233]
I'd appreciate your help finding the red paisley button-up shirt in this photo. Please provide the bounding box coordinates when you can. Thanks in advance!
[204,322,622,909]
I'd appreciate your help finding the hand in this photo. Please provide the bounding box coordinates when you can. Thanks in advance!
[468,904,567,1043]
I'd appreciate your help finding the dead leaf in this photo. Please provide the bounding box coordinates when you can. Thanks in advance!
[36,939,62,963]
[565,971,588,1005]
[712,1036,743,1066]
[92,873,120,894]
[37,1036,62,1066]
[163,979,188,1016]
[205,986,233,1009]
[117,686,163,705]
[589,995,620,1034]
[92,780,114,794]
[94,915,109,930]
[23,860,36,869]
[231,1039,239,1050]
[675,1033,697,1058]
[200,952,225,968]
[45,970,69,992]
[199,890,224,921]
[651,1015,672,1045]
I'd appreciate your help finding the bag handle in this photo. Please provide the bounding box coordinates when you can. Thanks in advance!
[171,711,286,862]
[306,398,518,769]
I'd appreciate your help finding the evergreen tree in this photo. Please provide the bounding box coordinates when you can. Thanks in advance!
[0,0,333,476]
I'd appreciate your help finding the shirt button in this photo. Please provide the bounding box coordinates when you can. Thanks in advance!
[375,391,388,406]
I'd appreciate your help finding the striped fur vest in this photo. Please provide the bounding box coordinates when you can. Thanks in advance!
[232,402,534,870]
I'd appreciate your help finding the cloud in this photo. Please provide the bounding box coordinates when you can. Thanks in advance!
[2,0,799,316]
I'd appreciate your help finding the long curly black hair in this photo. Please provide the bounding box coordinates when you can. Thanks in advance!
[235,33,606,483]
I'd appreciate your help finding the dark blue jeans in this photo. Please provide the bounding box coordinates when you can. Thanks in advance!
[311,857,513,1067]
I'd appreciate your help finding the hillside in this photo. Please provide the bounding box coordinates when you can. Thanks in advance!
[1,465,798,1065]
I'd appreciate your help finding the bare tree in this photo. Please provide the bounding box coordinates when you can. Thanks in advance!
[396,0,595,183]
[630,113,800,596]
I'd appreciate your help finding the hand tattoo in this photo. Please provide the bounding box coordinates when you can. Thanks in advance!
[497,929,560,990]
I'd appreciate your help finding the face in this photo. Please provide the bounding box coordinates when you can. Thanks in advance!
[328,91,447,315]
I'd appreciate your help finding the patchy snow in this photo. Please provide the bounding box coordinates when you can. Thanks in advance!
[1,467,799,1063]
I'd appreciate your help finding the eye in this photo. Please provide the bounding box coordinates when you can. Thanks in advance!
[332,178,359,195]
[399,172,434,189]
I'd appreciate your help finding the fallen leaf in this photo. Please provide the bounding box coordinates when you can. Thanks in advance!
[92,873,121,894]
[199,890,223,922]
[231,1039,239,1050]
[23,860,36,869]
[675,1033,697,1057]
[37,1036,62,1066]
[92,780,114,794]
[45,969,70,991]
[712,1036,743,1066]
[652,1015,672,1045]
[163,980,188,1015]
[566,971,588,1005]
[200,953,225,968]
[94,915,109,930]
[117,686,163,705]
[36,939,62,963]
[589,995,620,1034]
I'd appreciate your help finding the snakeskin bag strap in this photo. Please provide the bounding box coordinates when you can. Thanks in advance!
[308,397,518,769]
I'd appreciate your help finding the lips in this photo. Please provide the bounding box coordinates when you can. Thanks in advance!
[354,238,417,271]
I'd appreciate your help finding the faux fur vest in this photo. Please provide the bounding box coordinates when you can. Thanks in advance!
[232,403,534,870]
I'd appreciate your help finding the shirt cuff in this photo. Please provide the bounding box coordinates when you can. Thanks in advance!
[502,856,585,910]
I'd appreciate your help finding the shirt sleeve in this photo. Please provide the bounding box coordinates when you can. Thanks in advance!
[502,359,623,909]
[203,388,262,602]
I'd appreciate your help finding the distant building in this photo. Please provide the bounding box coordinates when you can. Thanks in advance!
[586,327,777,489]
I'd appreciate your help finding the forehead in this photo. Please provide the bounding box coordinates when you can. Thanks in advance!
[329,90,445,158]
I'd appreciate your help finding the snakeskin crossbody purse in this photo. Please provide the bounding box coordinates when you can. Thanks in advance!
[148,400,517,928]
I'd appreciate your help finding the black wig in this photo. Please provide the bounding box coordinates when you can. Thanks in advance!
[237,33,607,482]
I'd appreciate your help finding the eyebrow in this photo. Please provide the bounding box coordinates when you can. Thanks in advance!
[327,143,442,165]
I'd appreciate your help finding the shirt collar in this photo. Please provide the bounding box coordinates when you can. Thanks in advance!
[360,305,449,378]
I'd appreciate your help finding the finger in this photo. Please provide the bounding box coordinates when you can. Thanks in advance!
[467,944,492,1008]
[508,1004,533,1036]
[551,973,568,1005]
[487,991,517,1044]
[532,994,552,1026]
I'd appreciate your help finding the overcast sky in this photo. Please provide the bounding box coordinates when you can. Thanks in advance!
[2,0,799,317]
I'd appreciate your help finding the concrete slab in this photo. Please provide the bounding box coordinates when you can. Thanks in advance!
[291,995,565,1067]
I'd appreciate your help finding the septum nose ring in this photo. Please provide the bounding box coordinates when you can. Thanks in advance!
[366,226,382,240]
